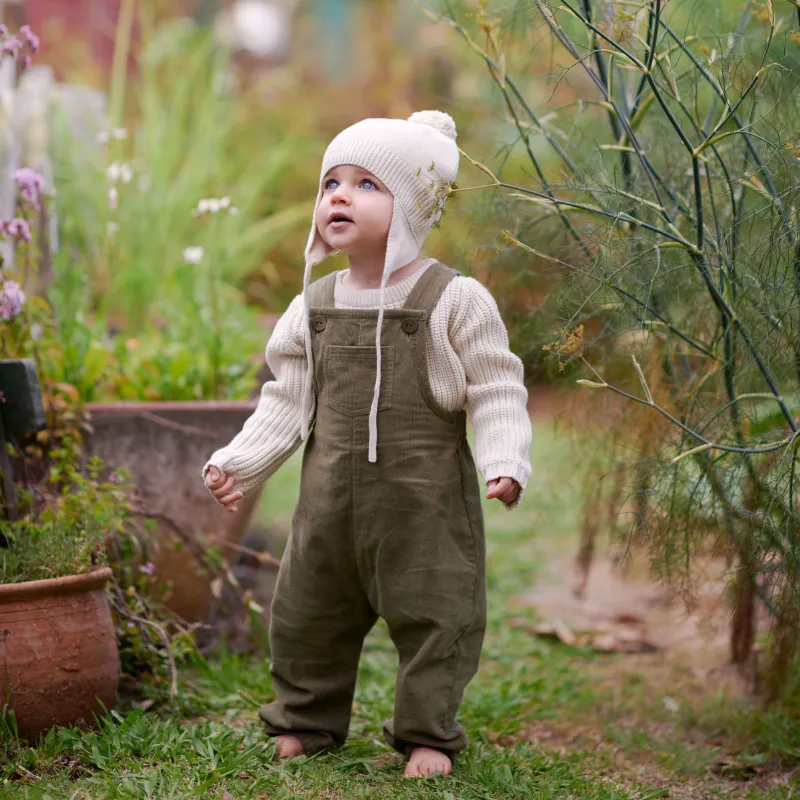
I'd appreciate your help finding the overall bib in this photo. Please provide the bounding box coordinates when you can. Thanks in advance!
[259,262,487,757]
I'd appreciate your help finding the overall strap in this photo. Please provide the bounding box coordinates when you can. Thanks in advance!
[307,271,337,308]
[402,262,461,313]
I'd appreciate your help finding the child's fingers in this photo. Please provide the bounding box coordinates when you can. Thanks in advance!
[486,477,511,499]
[485,478,501,499]
[503,486,521,504]
[212,475,236,498]
[219,490,243,506]
[206,466,224,487]
[487,477,522,504]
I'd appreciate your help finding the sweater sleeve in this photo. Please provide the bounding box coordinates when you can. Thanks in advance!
[201,294,307,498]
[449,277,532,510]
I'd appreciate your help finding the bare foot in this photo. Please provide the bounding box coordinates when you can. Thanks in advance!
[404,746,452,778]
[275,735,305,760]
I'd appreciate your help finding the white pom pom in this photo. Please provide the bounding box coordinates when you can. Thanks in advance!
[408,110,457,141]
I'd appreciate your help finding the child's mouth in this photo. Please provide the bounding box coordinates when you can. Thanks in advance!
[328,214,354,229]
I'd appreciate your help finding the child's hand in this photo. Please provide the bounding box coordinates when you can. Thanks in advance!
[205,465,244,513]
[486,477,521,506]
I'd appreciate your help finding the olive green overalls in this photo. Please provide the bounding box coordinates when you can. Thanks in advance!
[258,262,487,758]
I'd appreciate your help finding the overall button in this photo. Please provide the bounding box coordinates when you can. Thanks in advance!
[311,315,327,333]
[401,318,419,335]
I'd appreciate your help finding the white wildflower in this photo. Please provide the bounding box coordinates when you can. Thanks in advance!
[663,697,679,713]
[30,322,43,340]
[97,130,110,144]
[112,127,129,140]
[183,246,205,264]
[108,187,118,210]
[192,198,211,216]
[107,161,133,184]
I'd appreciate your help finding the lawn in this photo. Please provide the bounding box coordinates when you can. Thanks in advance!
[1,421,797,798]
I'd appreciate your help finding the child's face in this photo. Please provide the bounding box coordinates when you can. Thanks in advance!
[315,165,394,258]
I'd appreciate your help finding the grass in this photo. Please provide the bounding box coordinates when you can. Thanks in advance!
[2,421,798,798]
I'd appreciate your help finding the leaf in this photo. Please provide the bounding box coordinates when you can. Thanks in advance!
[81,343,111,390]
[631,355,653,404]
[530,621,577,647]
[53,382,80,402]
[576,379,608,388]
[234,202,310,262]
[247,599,265,615]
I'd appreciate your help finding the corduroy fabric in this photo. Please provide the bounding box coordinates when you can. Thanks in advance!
[258,262,487,757]
[201,261,533,508]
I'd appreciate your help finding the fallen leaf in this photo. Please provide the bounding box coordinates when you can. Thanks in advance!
[707,757,756,776]
[589,633,618,652]
[531,620,577,646]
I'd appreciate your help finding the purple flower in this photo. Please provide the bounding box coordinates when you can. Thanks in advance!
[21,54,31,71]
[2,39,18,58]
[18,26,39,54]
[0,25,8,39]
[13,167,45,210]
[0,280,25,321]
[0,218,32,241]
[139,561,156,576]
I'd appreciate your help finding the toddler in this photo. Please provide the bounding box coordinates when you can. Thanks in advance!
[203,110,532,778]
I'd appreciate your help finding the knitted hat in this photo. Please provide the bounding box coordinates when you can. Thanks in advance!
[299,110,460,462]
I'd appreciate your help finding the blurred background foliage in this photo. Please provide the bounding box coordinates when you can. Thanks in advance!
[33,0,788,396]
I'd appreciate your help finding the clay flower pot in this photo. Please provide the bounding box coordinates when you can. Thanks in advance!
[0,566,119,740]
[84,401,265,623]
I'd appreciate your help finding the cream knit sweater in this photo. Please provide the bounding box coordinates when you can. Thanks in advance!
[204,260,532,508]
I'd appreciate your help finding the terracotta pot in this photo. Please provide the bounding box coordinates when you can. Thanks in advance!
[0,566,119,740]
[84,401,265,623]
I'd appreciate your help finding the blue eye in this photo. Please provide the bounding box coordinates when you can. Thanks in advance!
[360,179,376,190]
[324,178,339,191]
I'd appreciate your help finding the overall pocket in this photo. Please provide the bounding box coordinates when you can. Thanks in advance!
[323,345,395,417]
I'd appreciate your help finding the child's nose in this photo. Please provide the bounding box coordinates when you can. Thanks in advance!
[330,185,352,204]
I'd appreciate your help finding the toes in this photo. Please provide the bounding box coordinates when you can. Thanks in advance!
[275,735,305,760]
[404,750,452,778]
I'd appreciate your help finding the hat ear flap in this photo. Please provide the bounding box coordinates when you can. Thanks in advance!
[304,187,335,269]
[383,201,421,278]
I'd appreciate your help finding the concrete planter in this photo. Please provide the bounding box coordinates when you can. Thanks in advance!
[84,401,263,622]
